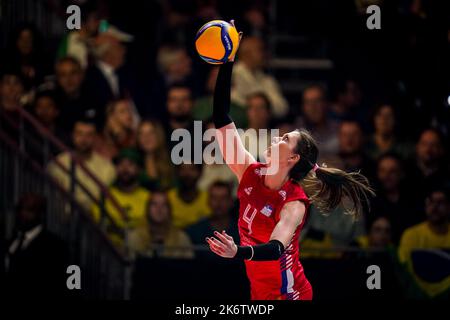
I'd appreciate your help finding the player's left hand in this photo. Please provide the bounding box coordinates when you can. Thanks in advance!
[206,230,237,258]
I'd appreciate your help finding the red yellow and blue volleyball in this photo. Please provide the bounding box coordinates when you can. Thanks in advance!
[195,20,240,64]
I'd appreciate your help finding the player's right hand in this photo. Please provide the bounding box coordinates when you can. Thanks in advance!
[228,20,243,62]
[206,230,237,258]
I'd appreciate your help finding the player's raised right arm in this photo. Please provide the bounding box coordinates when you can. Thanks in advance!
[213,60,256,181]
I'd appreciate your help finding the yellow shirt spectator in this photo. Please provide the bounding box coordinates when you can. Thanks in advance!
[92,185,151,229]
[398,221,450,297]
[167,188,211,229]
[399,222,450,262]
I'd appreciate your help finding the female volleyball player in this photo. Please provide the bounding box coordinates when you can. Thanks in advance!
[206,21,374,300]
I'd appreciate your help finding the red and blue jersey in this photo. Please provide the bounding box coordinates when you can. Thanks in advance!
[237,162,312,300]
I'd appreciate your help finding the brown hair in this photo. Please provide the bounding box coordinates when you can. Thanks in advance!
[290,129,375,217]
[137,119,175,190]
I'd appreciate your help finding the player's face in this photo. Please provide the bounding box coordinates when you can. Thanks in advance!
[265,130,301,167]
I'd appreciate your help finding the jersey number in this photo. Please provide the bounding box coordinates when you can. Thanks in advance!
[243,204,257,234]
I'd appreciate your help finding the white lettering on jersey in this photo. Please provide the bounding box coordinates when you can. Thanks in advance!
[243,203,257,234]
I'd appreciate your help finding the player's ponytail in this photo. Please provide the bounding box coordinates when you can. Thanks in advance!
[289,130,374,217]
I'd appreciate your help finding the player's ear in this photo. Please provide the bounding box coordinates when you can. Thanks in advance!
[288,153,300,164]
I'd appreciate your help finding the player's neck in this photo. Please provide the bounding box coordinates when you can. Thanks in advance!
[263,169,290,191]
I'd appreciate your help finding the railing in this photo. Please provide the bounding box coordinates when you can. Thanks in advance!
[0,107,132,299]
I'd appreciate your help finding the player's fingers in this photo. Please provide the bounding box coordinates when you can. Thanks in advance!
[222,230,233,241]
[207,238,225,255]
[214,231,232,245]
[230,19,235,27]
[209,236,227,250]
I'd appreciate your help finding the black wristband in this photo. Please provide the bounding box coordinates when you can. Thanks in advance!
[234,240,285,261]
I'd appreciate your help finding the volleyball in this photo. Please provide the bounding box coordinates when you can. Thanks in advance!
[195,20,240,64]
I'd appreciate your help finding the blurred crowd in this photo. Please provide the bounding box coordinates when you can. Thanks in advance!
[1,0,449,298]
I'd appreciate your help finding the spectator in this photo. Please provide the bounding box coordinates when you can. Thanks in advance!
[239,92,272,162]
[407,129,450,205]
[231,36,289,118]
[47,119,116,210]
[295,84,339,160]
[187,181,239,245]
[4,193,68,298]
[56,2,100,69]
[137,119,175,191]
[4,23,49,89]
[92,148,150,248]
[164,84,197,152]
[323,120,374,179]
[85,25,134,127]
[365,103,413,161]
[129,191,194,259]
[193,66,247,128]
[0,72,25,138]
[33,91,63,138]
[30,90,67,157]
[167,163,210,229]
[329,79,366,125]
[371,153,421,243]
[358,215,393,249]
[54,57,94,130]
[198,120,237,194]
[149,45,201,119]
[398,187,450,298]
[94,99,137,160]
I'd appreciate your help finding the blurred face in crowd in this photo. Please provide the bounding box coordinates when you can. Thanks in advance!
[109,99,134,130]
[416,130,444,166]
[16,194,45,232]
[115,158,139,187]
[302,86,327,125]
[0,75,24,109]
[16,29,34,56]
[377,156,403,192]
[35,96,59,126]
[56,60,84,96]
[167,49,192,81]
[247,94,271,129]
[167,87,193,121]
[339,122,363,155]
[72,122,96,155]
[101,37,126,69]
[177,164,201,189]
[425,191,449,225]
[239,37,266,69]
[147,192,171,225]
[368,217,391,248]
[338,80,362,109]
[208,184,233,219]
[374,105,395,136]
[84,12,100,36]
[138,121,161,153]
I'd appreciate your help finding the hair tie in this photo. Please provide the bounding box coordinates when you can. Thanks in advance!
[312,163,320,172]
